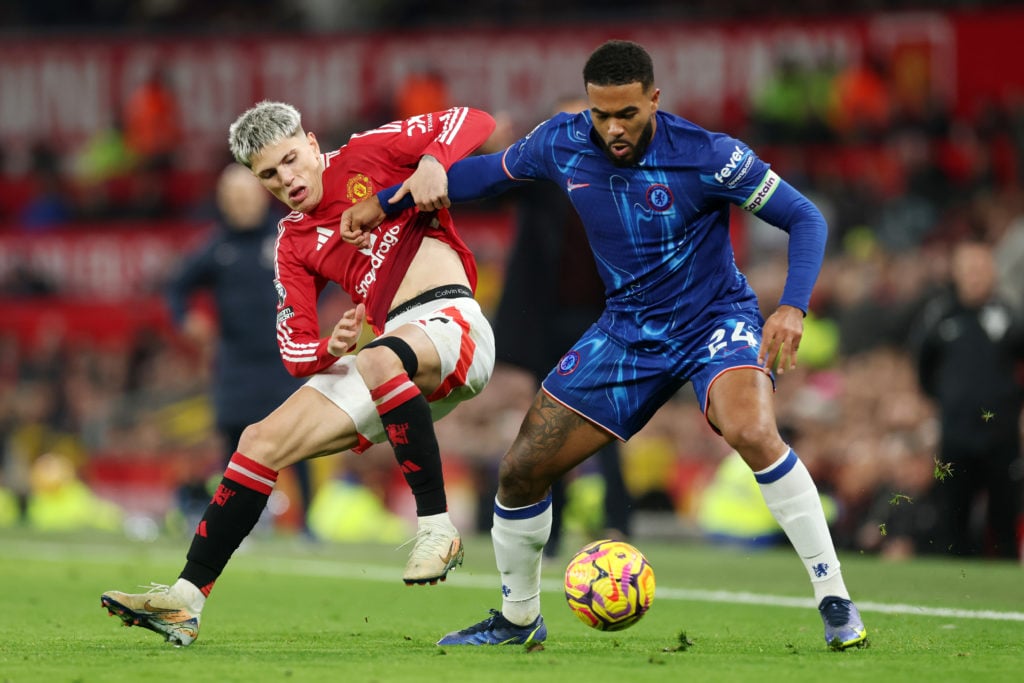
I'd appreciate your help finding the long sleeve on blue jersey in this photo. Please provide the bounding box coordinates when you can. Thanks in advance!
[377,152,520,215]
[447,152,520,200]
[750,179,827,313]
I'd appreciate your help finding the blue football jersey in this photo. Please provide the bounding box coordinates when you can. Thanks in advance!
[500,110,779,345]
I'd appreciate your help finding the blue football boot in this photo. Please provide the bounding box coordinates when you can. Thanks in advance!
[437,609,546,645]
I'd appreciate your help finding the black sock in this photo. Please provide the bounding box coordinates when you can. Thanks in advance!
[179,452,277,595]
[371,374,446,516]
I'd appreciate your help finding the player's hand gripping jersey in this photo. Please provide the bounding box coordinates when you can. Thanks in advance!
[274,107,495,377]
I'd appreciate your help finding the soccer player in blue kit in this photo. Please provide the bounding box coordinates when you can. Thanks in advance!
[341,39,867,651]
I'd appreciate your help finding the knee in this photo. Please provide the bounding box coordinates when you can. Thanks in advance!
[355,344,406,387]
[236,420,285,469]
[718,420,785,465]
[496,453,552,507]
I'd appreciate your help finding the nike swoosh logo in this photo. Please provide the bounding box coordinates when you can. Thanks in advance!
[498,623,543,645]
[143,600,186,615]
[438,540,460,565]
[566,180,590,192]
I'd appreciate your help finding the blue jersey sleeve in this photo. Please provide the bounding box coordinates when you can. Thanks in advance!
[743,176,827,313]
[377,115,570,214]
[698,133,770,202]
[697,131,825,313]
[377,150,528,214]
[448,152,525,201]
[498,115,562,181]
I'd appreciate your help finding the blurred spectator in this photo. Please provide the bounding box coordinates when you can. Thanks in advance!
[869,449,942,559]
[18,142,73,230]
[491,95,632,556]
[936,118,997,201]
[827,51,892,142]
[696,450,789,547]
[117,66,181,218]
[994,212,1024,317]
[912,240,1024,559]
[71,117,137,219]
[393,66,449,121]
[164,164,307,531]
[124,67,181,173]
[0,263,55,297]
[0,337,87,519]
[25,452,122,531]
[750,53,833,145]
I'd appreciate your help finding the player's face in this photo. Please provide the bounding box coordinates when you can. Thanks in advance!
[250,132,324,213]
[586,82,659,167]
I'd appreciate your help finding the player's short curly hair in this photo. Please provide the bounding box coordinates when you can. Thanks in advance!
[228,101,304,168]
[582,40,655,91]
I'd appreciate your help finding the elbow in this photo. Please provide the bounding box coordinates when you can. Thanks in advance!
[469,108,497,137]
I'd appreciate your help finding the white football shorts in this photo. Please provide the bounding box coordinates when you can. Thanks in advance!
[304,296,495,452]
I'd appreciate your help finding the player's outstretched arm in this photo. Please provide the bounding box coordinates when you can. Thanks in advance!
[395,154,450,211]
[376,152,517,217]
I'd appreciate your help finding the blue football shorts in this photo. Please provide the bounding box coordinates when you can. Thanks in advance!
[540,306,773,440]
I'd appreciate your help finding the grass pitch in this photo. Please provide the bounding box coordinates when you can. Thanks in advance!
[1,527,1022,683]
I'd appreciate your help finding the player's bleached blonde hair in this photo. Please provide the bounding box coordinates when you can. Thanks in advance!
[228,101,304,168]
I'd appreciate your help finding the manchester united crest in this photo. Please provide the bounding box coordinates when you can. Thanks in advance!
[346,173,374,203]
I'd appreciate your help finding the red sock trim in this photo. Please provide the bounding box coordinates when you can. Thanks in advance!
[371,375,421,414]
[223,452,278,495]
[199,580,216,597]
[370,374,409,400]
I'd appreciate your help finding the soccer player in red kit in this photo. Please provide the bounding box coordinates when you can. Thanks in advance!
[100,101,497,646]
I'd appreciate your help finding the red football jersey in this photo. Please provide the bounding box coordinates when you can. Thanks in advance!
[273,107,495,377]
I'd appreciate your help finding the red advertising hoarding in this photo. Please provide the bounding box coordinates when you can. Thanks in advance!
[1,10,1012,172]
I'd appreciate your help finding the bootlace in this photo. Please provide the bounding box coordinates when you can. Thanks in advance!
[821,598,852,626]
[399,523,454,558]
[459,609,503,634]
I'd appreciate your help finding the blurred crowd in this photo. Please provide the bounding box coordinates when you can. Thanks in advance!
[2,1,1019,31]
[1,10,1023,562]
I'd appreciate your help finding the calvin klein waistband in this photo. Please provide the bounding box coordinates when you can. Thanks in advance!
[385,284,474,322]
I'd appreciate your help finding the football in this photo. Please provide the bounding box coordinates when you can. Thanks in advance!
[564,539,655,631]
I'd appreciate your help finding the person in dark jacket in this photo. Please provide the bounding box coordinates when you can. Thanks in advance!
[915,239,1024,559]
[165,163,307,529]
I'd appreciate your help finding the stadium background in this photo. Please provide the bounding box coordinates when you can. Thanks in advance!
[1,1,1021,560]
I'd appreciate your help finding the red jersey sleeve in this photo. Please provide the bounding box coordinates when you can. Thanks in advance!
[274,223,336,378]
[386,107,496,169]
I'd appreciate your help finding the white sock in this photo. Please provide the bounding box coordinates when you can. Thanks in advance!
[755,449,849,603]
[418,511,453,529]
[172,578,207,613]
[491,495,552,626]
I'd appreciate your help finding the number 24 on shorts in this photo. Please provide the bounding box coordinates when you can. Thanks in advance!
[706,321,758,358]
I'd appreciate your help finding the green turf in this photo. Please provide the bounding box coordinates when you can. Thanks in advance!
[1,527,1021,683]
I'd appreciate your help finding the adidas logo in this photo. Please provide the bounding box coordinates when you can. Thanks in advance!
[316,226,333,251]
